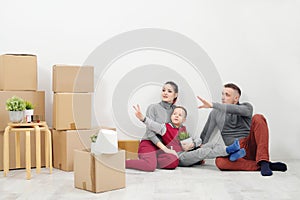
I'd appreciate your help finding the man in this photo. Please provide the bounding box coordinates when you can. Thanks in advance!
[198,83,287,176]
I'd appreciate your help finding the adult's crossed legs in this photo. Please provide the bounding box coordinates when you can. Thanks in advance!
[216,114,269,171]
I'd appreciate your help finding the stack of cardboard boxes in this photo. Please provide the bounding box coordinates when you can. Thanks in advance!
[0,54,45,170]
[52,65,98,171]
[52,65,126,193]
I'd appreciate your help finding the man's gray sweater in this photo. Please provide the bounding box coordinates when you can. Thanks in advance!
[200,102,253,145]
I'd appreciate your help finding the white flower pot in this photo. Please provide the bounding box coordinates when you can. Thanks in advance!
[180,137,193,146]
[24,109,34,122]
[91,129,118,155]
[91,142,98,154]
[9,111,24,123]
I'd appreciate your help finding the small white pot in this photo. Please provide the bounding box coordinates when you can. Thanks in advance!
[24,109,34,122]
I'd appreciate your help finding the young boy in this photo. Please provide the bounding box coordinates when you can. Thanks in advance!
[134,105,246,167]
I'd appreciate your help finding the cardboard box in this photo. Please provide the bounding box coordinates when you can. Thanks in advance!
[53,93,91,130]
[53,129,98,171]
[0,130,46,171]
[53,65,94,93]
[74,149,125,193]
[0,91,45,131]
[118,140,140,159]
[0,54,37,91]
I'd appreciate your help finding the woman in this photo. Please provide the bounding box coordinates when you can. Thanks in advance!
[126,81,179,171]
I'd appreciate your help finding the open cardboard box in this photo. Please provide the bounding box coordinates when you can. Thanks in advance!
[74,149,126,193]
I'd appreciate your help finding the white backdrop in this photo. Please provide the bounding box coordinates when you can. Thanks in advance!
[1,0,299,160]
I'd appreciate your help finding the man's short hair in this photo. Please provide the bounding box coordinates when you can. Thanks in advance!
[224,83,241,96]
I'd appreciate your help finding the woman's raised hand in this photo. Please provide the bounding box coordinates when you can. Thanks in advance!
[133,104,145,121]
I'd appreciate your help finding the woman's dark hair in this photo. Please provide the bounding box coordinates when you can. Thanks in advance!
[164,81,178,104]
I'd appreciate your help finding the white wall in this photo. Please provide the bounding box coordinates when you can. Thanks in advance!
[1,0,299,159]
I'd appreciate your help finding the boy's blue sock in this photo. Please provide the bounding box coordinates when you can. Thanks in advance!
[259,161,273,176]
[269,162,287,172]
[229,148,246,161]
[226,139,240,154]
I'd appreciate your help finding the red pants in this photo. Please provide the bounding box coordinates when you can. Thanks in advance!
[215,114,270,171]
[125,140,179,172]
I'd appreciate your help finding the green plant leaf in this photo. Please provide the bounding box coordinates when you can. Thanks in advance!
[178,131,190,140]
[5,96,26,111]
[25,100,34,110]
[90,134,98,143]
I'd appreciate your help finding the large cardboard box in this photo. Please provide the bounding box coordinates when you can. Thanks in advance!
[53,93,91,130]
[53,129,98,171]
[53,65,94,93]
[74,149,125,193]
[0,54,37,91]
[0,91,45,131]
[0,130,46,171]
[118,140,140,159]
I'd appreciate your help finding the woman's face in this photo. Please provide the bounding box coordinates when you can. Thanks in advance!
[161,83,178,103]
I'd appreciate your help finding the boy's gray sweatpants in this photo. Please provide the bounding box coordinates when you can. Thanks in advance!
[178,142,228,167]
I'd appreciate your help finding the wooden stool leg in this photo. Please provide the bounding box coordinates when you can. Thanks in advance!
[34,126,41,174]
[3,126,10,177]
[47,129,53,173]
[15,132,21,168]
[45,130,49,168]
[25,131,31,180]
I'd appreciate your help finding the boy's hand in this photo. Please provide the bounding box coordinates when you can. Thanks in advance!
[164,148,179,158]
[181,142,195,151]
[133,104,145,121]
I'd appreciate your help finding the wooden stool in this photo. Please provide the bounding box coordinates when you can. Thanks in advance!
[3,122,52,180]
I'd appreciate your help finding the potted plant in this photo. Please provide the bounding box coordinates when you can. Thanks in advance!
[24,100,35,122]
[90,133,98,154]
[178,131,193,146]
[90,134,98,143]
[89,129,118,154]
[5,96,26,123]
